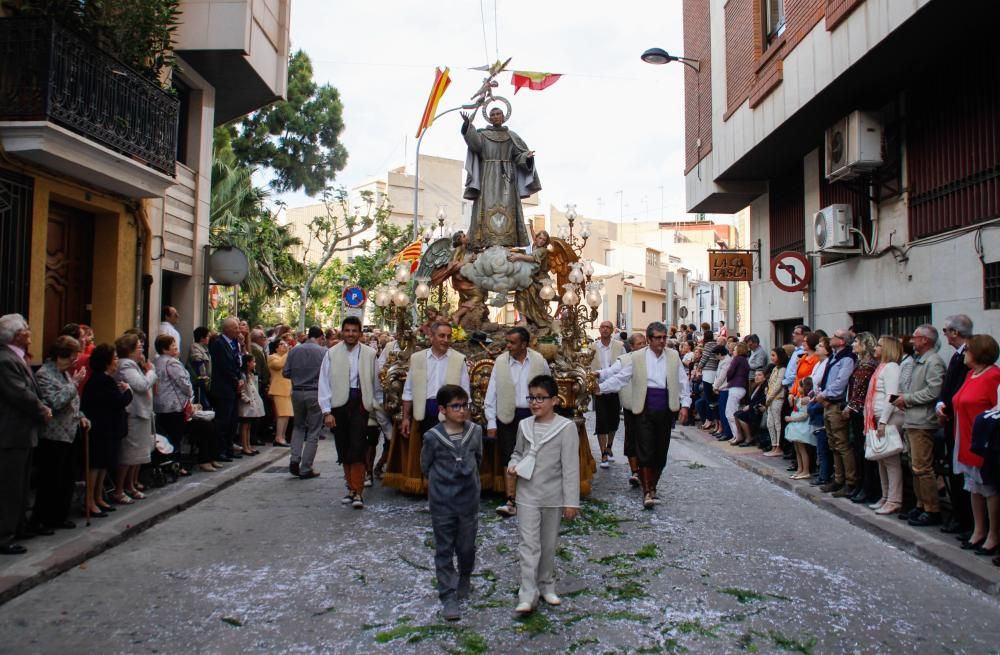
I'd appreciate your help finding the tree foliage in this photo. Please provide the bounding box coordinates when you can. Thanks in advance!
[228,50,348,196]
[16,0,181,85]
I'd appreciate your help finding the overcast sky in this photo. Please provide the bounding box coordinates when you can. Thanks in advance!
[281,0,696,224]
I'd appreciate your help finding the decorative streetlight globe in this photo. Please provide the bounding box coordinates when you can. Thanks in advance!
[568,265,585,284]
[586,286,602,309]
[414,279,431,300]
[392,288,410,307]
[582,260,595,277]
[395,263,412,284]
[539,282,556,301]
[208,246,249,286]
[562,283,579,306]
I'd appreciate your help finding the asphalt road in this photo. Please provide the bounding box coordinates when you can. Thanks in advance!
[1,417,999,655]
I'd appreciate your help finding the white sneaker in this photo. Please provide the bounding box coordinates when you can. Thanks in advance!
[352,495,364,509]
[364,474,373,488]
[599,459,610,469]
[514,602,534,614]
[341,494,353,504]
[496,500,517,517]
[607,453,616,462]
[541,592,561,606]
[643,493,655,509]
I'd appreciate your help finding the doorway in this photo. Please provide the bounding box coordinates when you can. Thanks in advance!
[44,202,95,348]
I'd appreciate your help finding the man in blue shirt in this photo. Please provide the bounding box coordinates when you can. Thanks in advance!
[816,328,857,497]
[782,325,809,389]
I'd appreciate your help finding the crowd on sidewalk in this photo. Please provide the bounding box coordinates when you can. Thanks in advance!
[640,316,1000,567]
[0,310,400,557]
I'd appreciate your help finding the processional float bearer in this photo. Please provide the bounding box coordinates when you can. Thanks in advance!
[319,317,378,509]
[485,327,551,517]
[598,332,647,488]
[598,322,690,509]
[384,321,471,494]
[590,320,624,469]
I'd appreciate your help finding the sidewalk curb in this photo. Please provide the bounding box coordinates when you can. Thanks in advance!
[675,426,1000,597]
[0,447,289,606]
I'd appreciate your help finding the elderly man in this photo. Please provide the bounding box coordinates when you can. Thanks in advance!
[485,326,551,517]
[936,314,974,536]
[591,320,625,469]
[599,322,691,509]
[284,326,328,480]
[894,324,947,527]
[320,317,378,508]
[598,332,647,487]
[816,328,858,498]
[158,306,182,353]
[0,314,52,555]
[209,317,244,461]
[746,334,767,379]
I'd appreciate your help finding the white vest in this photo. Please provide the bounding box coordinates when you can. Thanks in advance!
[590,338,624,373]
[613,353,634,411]
[630,347,681,414]
[410,348,467,420]
[495,349,547,424]
[326,342,376,411]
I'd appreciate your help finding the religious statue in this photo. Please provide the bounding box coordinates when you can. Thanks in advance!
[507,230,554,330]
[416,232,488,330]
[461,104,542,250]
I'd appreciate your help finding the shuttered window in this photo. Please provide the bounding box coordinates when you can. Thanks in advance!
[768,166,805,259]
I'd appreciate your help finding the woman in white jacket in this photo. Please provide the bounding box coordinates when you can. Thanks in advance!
[863,336,904,515]
[114,332,157,503]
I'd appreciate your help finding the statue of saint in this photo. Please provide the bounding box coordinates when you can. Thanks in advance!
[507,230,554,330]
[461,106,542,250]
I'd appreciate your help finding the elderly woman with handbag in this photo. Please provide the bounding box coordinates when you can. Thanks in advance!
[863,335,905,515]
[114,333,157,503]
[153,334,195,475]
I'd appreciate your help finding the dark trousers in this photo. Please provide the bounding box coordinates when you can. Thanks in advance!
[496,408,532,468]
[0,447,31,545]
[594,393,621,437]
[622,409,637,458]
[331,391,369,465]
[943,420,972,529]
[850,411,880,498]
[431,512,478,601]
[31,439,75,528]
[636,408,675,472]
[158,412,186,456]
[212,394,238,458]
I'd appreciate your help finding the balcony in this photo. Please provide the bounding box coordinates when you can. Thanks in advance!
[0,18,178,197]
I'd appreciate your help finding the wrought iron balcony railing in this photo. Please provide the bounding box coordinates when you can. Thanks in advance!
[0,18,178,177]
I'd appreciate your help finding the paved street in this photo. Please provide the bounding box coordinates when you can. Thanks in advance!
[2,418,999,655]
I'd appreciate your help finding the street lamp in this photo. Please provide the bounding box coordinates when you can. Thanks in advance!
[640,47,700,72]
[436,206,448,237]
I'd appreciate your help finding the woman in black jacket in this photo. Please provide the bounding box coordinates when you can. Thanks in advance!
[80,344,133,517]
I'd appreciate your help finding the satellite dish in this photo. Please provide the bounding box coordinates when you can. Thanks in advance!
[209,246,249,286]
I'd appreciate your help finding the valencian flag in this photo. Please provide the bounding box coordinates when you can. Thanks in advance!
[415,67,451,138]
[511,70,562,94]
[389,239,424,273]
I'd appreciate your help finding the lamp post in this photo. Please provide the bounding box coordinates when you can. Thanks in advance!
[640,47,700,72]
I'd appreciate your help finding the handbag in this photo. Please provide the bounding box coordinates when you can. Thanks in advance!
[865,424,904,461]
[183,400,195,422]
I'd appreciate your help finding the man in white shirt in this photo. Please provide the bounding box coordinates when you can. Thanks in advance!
[590,321,624,469]
[600,322,691,510]
[158,306,181,353]
[485,327,551,517]
[319,317,378,508]
[598,332,647,487]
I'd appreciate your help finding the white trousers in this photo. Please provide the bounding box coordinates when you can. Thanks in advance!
[725,387,746,435]
[516,504,562,605]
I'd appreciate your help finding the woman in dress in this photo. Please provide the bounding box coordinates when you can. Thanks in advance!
[846,332,880,504]
[238,356,266,456]
[31,336,89,530]
[267,337,293,446]
[725,342,751,445]
[785,377,817,479]
[80,344,132,517]
[114,333,157,503]
[951,335,1000,555]
[790,332,820,398]
[863,335,904,515]
[764,347,789,457]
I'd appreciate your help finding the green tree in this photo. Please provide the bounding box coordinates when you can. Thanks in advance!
[228,50,348,196]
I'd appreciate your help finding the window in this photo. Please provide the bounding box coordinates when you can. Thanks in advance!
[616,294,624,328]
[641,301,647,313]
[850,305,932,340]
[172,77,193,166]
[986,261,1000,311]
[646,251,659,265]
[762,0,785,48]
[0,169,33,318]
[661,303,667,321]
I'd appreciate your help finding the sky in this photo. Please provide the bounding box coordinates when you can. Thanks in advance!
[280,0,695,224]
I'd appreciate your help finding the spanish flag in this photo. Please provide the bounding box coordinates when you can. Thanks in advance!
[511,70,562,94]
[415,67,451,138]
[389,239,424,273]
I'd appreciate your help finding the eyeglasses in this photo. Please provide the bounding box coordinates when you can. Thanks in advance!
[649,335,667,341]
[526,395,553,404]
[445,402,471,411]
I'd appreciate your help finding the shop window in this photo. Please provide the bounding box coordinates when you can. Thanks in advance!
[851,305,932,340]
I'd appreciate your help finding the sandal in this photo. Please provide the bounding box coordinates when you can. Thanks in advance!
[110,494,134,505]
[126,489,146,500]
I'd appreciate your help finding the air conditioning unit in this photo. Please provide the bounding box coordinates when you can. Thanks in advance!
[814,204,854,250]
[824,111,882,181]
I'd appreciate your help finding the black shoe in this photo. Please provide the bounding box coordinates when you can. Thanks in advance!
[230,452,243,459]
[89,510,109,518]
[782,453,795,460]
[899,507,921,520]
[299,470,321,480]
[55,520,77,530]
[809,478,830,487]
[849,490,872,504]
[290,462,300,477]
[908,511,943,527]
[819,482,843,493]
[956,531,974,542]
[975,543,1000,556]
[786,465,798,472]
[961,538,985,550]
[738,442,754,448]
[218,456,234,463]
[832,486,856,498]
[26,524,55,536]
[0,544,26,555]
[457,575,472,600]
[941,520,968,535]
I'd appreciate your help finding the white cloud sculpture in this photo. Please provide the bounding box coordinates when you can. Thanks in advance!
[460,246,535,293]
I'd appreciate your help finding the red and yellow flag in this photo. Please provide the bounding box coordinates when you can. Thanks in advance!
[511,70,562,94]
[415,67,451,138]
[389,240,424,273]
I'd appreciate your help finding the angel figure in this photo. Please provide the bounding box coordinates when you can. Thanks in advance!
[415,231,487,330]
[506,229,554,330]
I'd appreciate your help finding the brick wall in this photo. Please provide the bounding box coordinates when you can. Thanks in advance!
[723,0,833,118]
[683,0,714,173]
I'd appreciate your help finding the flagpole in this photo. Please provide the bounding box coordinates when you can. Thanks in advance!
[413,103,478,240]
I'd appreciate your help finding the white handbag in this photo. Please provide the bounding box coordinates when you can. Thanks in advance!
[865,424,904,461]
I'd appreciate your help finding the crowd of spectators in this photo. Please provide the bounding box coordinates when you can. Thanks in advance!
[0,309,399,555]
